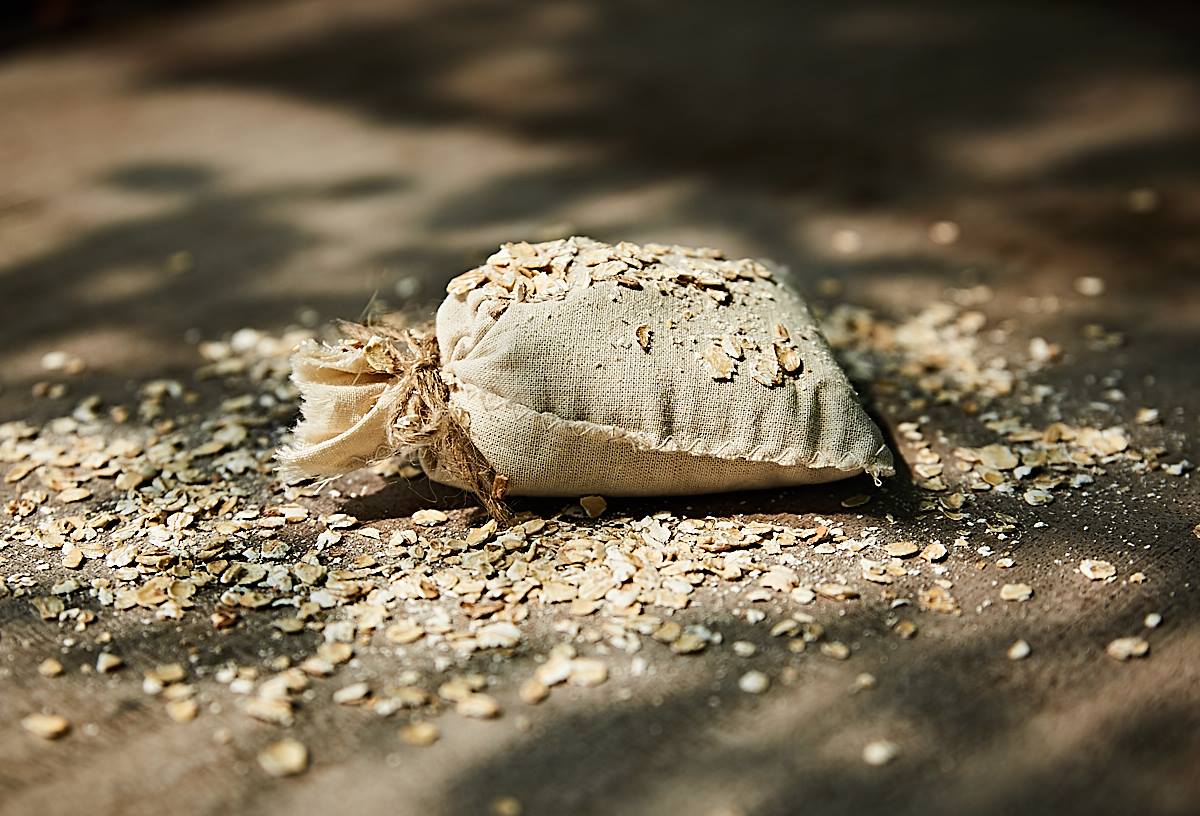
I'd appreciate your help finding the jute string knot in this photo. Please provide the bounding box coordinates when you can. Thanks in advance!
[278,322,511,523]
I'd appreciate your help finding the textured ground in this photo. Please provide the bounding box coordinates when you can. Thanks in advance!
[1,2,1199,815]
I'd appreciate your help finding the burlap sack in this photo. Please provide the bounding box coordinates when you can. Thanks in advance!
[279,237,893,509]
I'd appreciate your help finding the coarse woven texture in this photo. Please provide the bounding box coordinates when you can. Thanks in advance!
[279,237,894,499]
[278,327,511,520]
[277,341,396,478]
[431,240,893,496]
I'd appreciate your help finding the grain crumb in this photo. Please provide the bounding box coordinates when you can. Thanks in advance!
[1000,583,1033,602]
[862,740,899,766]
[579,496,607,518]
[258,738,308,777]
[96,653,124,674]
[738,670,770,694]
[400,721,440,746]
[457,693,501,719]
[22,714,70,740]
[1106,636,1149,661]
[1079,559,1116,581]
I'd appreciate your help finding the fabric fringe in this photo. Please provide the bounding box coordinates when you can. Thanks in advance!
[277,323,511,524]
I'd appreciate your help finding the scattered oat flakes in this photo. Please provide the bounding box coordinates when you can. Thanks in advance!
[852,673,877,693]
[4,461,37,484]
[258,738,308,777]
[457,693,501,719]
[166,699,199,723]
[635,325,653,352]
[1106,636,1149,661]
[579,495,607,518]
[978,444,1018,471]
[318,642,353,665]
[929,220,960,245]
[32,596,64,621]
[1000,583,1033,602]
[919,586,959,614]
[61,547,84,570]
[862,740,899,766]
[1135,407,1160,425]
[731,641,757,658]
[1,280,1183,783]
[791,587,816,605]
[831,228,862,254]
[519,679,550,705]
[821,642,851,660]
[1023,488,1053,506]
[273,617,305,634]
[244,697,294,726]
[1007,640,1031,660]
[774,344,802,374]
[815,583,860,601]
[384,620,425,645]
[477,622,521,649]
[699,343,736,380]
[1080,559,1116,581]
[333,682,370,705]
[884,541,919,558]
[22,714,70,740]
[920,542,947,562]
[149,664,186,684]
[738,671,770,694]
[491,796,523,816]
[1029,336,1061,364]
[96,653,123,674]
[569,659,609,688]
[412,509,449,526]
[670,632,708,655]
[400,721,440,746]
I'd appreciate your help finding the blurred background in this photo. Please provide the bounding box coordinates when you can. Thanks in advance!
[2,0,1198,422]
[2,5,1200,815]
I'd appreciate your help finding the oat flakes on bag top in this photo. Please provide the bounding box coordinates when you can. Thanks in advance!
[278,237,893,516]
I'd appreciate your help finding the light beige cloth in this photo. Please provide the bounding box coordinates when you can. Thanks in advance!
[279,238,893,496]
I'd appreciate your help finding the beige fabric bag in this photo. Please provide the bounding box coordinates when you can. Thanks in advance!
[279,237,893,507]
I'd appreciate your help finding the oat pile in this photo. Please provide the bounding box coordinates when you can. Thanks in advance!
[443,237,817,395]
[1,266,1184,775]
